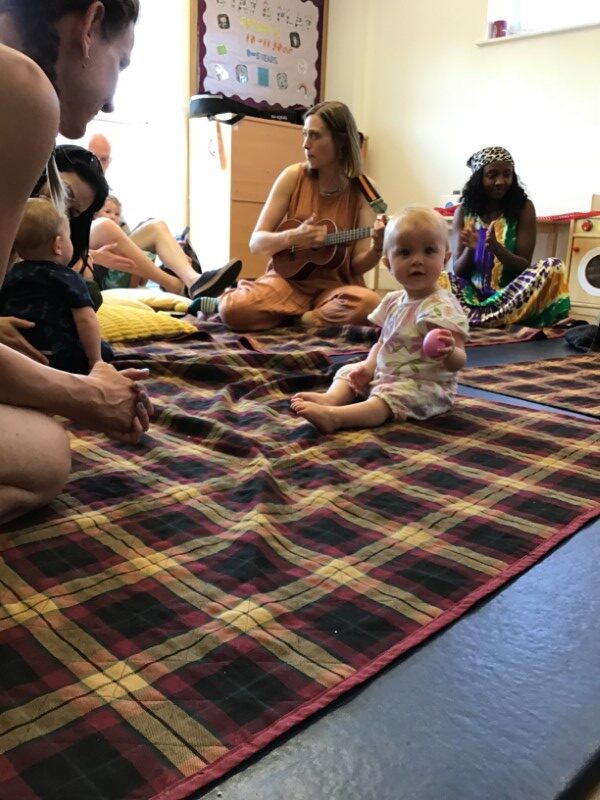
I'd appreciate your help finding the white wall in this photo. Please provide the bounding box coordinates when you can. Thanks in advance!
[59,0,191,232]
[325,0,600,216]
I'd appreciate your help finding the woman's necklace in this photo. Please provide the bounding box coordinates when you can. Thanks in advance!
[319,177,345,197]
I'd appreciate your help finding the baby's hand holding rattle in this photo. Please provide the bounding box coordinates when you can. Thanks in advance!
[422,328,455,360]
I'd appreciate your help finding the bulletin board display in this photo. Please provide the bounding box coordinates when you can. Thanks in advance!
[196,0,328,112]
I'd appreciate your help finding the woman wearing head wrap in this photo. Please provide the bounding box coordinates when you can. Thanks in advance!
[449,146,569,328]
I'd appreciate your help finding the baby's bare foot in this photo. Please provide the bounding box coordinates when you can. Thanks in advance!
[294,400,338,433]
[291,391,330,410]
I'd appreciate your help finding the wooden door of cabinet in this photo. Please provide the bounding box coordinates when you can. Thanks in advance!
[188,115,304,279]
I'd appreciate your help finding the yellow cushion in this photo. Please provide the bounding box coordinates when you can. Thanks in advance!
[97,303,197,343]
[102,288,191,313]
[100,296,151,312]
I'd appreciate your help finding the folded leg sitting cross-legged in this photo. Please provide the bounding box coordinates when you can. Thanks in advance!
[219,101,386,332]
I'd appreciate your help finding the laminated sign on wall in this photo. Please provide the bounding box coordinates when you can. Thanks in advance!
[197,0,327,114]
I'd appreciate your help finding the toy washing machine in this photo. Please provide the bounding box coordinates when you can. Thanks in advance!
[566,216,600,323]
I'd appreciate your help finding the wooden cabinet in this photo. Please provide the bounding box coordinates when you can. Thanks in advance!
[188,115,304,279]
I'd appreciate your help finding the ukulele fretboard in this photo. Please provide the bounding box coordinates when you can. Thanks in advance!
[323,227,372,247]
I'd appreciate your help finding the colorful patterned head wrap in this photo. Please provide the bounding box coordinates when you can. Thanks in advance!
[467,146,514,173]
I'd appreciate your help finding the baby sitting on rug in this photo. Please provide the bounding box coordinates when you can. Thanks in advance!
[0,198,113,374]
[291,208,469,432]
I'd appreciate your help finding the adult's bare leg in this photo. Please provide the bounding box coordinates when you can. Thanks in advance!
[90,218,185,294]
[129,219,198,287]
[0,405,71,525]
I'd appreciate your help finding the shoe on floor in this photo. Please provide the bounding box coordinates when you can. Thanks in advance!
[189,259,242,299]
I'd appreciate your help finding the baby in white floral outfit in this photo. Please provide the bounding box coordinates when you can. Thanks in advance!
[291,208,469,432]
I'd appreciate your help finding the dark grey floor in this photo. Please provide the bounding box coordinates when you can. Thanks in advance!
[464,335,573,368]
[191,336,600,800]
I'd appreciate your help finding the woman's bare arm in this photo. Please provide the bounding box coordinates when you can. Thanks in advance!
[450,205,477,279]
[249,164,328,257]
[0,45,59,281]
[350,183,386,276]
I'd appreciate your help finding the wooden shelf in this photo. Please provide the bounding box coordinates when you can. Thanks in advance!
[188,116,303,279]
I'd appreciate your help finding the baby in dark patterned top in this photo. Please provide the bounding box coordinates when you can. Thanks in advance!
[0,198,113,374]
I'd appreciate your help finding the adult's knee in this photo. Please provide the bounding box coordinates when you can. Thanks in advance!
[91,217,125,245]
[0,412,71,525]
[151,219,170,235]
[21,420,71,511]
[39,422,72,500]
[134,219,170,240]
[348,293,380,325]
[219,292,253,330]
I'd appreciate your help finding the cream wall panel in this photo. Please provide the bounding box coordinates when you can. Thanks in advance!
[326,0,600,218]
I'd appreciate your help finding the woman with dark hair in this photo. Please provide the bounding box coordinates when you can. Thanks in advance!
[219,100,386,332]
[450,146,570,328]
[0,0,152,524]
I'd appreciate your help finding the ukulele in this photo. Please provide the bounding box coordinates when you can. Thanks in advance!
[272,218,374,279]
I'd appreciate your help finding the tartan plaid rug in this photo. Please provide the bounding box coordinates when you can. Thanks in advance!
[1,333,599,800]
[198,316,567,351]
[467,323,567,347]
[461,354,600,418]
[238,322,378,355]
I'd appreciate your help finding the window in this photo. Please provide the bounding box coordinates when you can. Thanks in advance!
[58,0,190,231]
[487,0,600,38]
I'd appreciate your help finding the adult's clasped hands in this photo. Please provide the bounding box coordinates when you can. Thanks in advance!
[0,316,153,443]
[75,361,153,444]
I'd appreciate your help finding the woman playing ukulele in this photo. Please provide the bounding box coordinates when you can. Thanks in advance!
[219,101,386,331]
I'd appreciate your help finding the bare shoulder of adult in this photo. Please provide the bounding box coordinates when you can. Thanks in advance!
[0,44,59,280]
[249,163,304,255]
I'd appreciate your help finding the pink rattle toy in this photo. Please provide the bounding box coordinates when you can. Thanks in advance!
[422,328,449,359]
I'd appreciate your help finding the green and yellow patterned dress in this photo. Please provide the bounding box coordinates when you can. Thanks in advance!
[448,213,570,327]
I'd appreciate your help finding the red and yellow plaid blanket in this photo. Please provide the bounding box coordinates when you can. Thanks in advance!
[1,326,599,800]
[461,353,600,418]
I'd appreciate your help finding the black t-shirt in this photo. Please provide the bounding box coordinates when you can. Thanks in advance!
[0,259,93,357]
